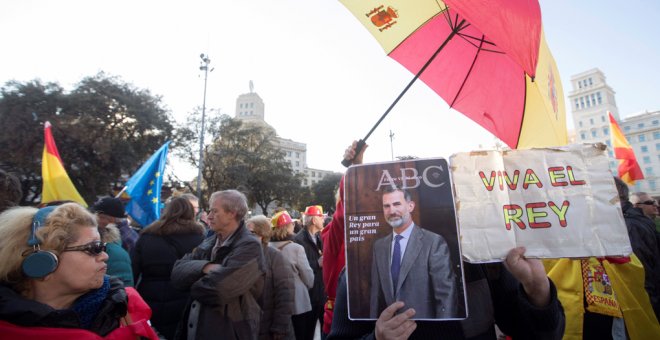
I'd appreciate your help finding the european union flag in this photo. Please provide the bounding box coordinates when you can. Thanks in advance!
[125,141,170,227]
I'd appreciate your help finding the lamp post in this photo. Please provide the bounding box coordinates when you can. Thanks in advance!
[196,53,212,200]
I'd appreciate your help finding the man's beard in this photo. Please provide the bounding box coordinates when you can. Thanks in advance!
[387,215,404,228]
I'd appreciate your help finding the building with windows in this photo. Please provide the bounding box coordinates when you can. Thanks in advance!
[569,68,660,195]
[233,87,339,187]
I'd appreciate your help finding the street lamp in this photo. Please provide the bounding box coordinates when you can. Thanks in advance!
[196,53,212,201]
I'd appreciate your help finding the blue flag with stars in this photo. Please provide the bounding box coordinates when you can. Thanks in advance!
[125,141,170,227]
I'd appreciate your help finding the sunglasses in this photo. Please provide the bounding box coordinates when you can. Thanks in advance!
[62,241,107,256]
[639,200,658,206]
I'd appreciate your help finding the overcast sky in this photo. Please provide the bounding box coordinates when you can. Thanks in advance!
[2,0,659,178]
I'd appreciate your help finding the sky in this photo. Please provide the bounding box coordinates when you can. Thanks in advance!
[2,0,660,179]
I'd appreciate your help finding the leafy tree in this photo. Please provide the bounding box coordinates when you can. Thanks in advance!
[0,73,174,204]
[306,173,342,213]
[170,106,223,205]
[177,114,304,214]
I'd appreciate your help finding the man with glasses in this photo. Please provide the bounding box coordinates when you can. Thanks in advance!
[614,178,660,323]
[630,192,659,221]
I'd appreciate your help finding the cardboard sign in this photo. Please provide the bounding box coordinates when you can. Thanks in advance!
[450,144,632,262]
[344,158,467,320]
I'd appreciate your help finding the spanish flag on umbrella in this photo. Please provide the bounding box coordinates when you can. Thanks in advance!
[41,121,87,207]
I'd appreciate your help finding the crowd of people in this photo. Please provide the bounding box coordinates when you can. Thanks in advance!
[0,137,659,339]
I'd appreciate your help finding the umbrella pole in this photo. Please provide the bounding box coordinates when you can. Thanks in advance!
[342,19,467,167]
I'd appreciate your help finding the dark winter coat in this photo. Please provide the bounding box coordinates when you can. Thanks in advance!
[131,222,205,339]
[259,245,295,340]
[328,263,565,340]
[622,200,660,321]
[294,229,325,310]
[171,222,266,340]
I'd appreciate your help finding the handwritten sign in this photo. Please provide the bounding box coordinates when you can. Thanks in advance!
[450,144,632,262]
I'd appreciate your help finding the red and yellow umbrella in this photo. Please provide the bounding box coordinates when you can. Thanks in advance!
[340,0,567,163]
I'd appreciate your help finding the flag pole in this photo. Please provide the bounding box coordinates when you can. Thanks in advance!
[196,53,212,201]
[115,186,127,199]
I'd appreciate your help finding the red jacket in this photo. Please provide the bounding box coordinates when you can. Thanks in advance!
[321,176,346,334]
[0,287,159,340]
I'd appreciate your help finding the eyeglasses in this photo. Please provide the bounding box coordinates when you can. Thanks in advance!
[639,200,658,206]
[62,241,107,256]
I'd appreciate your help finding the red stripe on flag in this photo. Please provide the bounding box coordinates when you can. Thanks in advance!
[44,121,63,163]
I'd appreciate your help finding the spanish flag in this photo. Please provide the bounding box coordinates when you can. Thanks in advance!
[609,112,644,185]
[41,121,87,207]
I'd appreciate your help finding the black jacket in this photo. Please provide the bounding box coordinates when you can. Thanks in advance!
[131,228,205,339]
[0,276,127,336]
[294,229,325,310]
[328,263,565,340]
[622,200,660,321]
[171,222,266,340]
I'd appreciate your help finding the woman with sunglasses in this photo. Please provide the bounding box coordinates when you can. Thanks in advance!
[0,203,158,339]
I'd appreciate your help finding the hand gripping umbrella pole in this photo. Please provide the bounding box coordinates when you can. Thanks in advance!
[341,18,467,167]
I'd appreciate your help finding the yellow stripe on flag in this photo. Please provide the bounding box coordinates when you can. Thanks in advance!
[41,122,87,207]
[517,31,568,148]
[339,0,447,53]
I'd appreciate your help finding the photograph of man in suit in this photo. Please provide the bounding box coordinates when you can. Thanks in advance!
[370,186,458,319]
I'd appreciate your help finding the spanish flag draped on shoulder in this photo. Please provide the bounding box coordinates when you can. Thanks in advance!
[123,141,170,227]
[609,111,644,185]
[41,121,87,207]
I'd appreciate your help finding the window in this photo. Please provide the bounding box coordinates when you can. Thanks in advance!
[602,127,609,136]
[638,123,645,128]
[304,179,308,185]
[590,118,594,125]
[591,94,596,106]
[654,120,659,126]
[624,126,631,132]
[639,134,646,142]
[575,99,580,110]
[580,97,585,109]
[650,180,657,191]
[586,98,591,108]
[579,121,583,127]
[240,103,243,108]
[296,161,300,166]
[591,131,597,138]
[656,143,660,151]
[250,103,254,108]
[580,133,586,140]
[596,92,602,104]
[578,81,582,89]
[607,150,613,158]
[641,146,648,152]
[655,132,660,140]
[296,152,300,158]
[589,78,593,85]
[601,115,605,122]
[287,151,292,156]
[605,140,611,147]
[312,171,316,177]
[645,167,653,175]
[643,156,651,164]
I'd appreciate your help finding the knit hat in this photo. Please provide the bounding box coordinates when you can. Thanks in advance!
[304,205,324,217]
[91,196,126,218]
[271,211,292,229]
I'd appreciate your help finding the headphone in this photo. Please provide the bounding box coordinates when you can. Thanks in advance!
[21,206,59,278]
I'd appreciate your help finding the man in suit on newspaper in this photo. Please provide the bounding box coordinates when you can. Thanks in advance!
[370,186,458,319]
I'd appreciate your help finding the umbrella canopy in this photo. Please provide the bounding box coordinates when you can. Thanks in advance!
[340,0,567,149]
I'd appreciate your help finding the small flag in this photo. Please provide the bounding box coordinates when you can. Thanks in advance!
[609,112,644,185]
[124,141,170,226]
[41,121,87,206]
